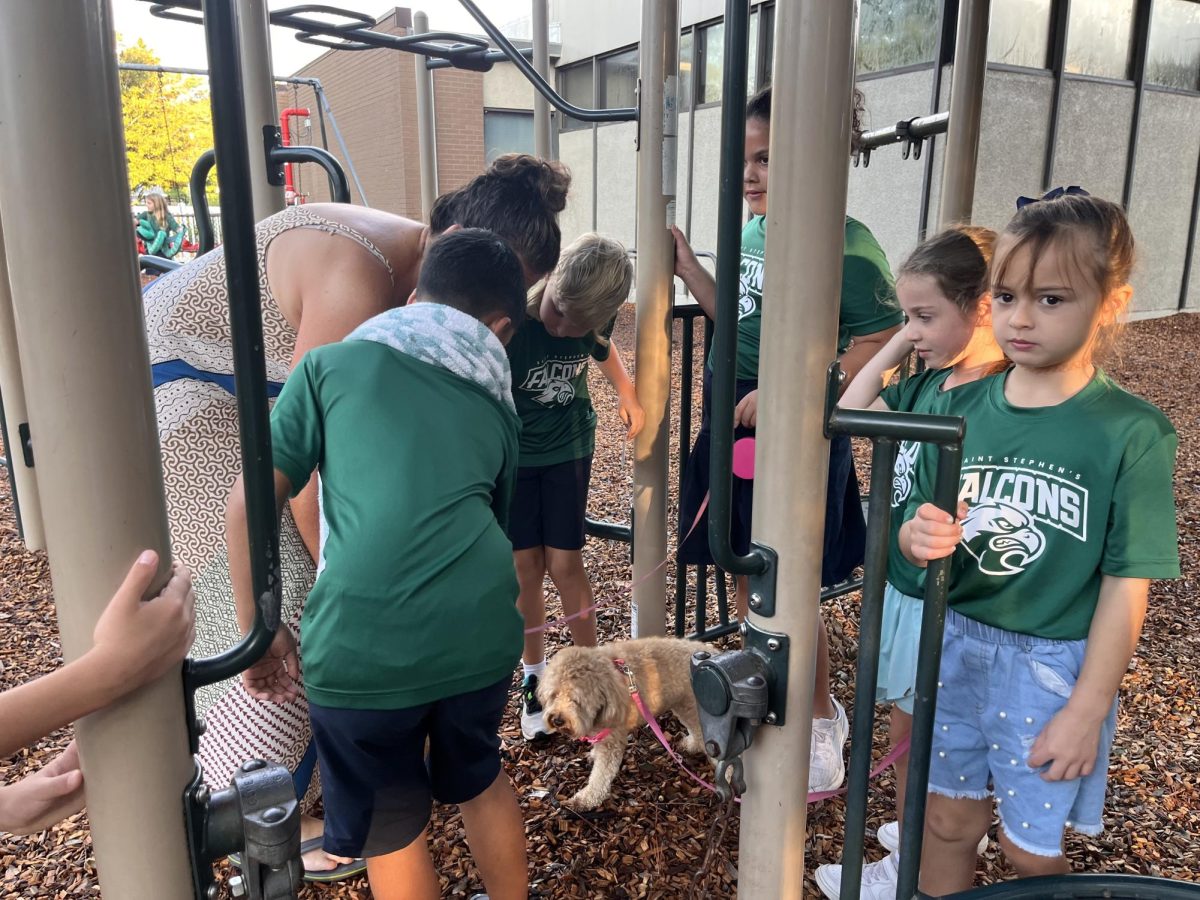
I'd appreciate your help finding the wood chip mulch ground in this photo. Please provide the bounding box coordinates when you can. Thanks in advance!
[1,310,1197,898]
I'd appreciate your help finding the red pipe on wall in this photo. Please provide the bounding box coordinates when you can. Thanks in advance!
[279,107,310,204]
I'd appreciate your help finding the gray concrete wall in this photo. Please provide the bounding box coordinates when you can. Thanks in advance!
[559,127,595,240]
[971,68,1055,232]
[483,60,537,110]
[557,0,767,65]
[1127,90,1200,314]
[847,67,937,273]
[685,105,723,258]
[1051,79,1134,202]
[594,121,639,248]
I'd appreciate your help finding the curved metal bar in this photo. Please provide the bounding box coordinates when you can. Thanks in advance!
[707,0,767,578]
[426,47,533,71]
[187,0,283,690]
[270,145,351,203]
[149,2,203,24]
[189,149,217,255]
[456,0,637,122]
[271,3,375,31]
[138,255,183,274]
[191,146,351,254]
[295,32,378,52]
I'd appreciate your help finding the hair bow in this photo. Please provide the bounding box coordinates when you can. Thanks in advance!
[1016,185,1090,210]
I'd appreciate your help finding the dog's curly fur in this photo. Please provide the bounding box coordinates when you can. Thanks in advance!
[538,637,712,810]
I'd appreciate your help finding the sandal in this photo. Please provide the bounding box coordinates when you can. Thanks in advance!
[227,836,367,883]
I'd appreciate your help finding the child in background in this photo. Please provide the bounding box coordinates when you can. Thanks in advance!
[816,226,1004,897]
[0,551,194,834]
[672,84,903,792]
[136,187,188,261]
[507,233,642,740]
[902,194,1179,895]
[230,229,531,900]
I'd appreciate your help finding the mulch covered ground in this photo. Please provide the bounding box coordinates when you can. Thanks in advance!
[2,310,1198,898]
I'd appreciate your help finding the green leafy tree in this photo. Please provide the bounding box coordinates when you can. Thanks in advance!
[119,38,215,203]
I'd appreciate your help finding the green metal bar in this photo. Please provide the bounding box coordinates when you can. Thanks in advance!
[839,437,897,900]
[897,439,966,900]
[708,0,767,580]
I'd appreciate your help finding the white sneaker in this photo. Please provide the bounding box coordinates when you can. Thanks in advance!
[814,850,899,899]
[809,697,849,792]
[519,674,548,740]
[877,820,987,855]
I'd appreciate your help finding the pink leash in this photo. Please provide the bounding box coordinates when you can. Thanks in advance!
[579,659,910,805]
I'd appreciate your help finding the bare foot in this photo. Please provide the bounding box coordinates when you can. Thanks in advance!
[299,813,354,872]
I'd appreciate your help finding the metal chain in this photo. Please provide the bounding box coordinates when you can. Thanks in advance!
[688,789,738,898]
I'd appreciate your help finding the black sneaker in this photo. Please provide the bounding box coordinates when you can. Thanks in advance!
[520,674,548,740]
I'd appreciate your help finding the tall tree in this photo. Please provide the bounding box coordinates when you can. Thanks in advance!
[119,39,214,203]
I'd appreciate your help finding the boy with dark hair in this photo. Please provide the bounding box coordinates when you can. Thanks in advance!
[227,228,529,900]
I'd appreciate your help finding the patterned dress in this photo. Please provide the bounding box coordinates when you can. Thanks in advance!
[144,206,394,804]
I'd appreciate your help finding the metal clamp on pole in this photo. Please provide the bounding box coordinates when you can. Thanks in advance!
[854,111,950,168]
[690,643,765,802]
[185,760,303,900]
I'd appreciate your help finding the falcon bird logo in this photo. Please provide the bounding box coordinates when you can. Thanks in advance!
[960,499,1046,576]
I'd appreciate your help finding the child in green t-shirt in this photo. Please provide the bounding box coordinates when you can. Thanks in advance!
[817,226,1004,897]
[902,194,1179,895]
[671,84,903,794]
[506,233,642,741]
[229,229,532,900]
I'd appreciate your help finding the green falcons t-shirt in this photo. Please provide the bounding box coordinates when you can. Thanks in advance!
[709,215,901,381]
[508,317,612,467]
[270,341,523,710]
[905,370,1180,640]
[879,367,954,598]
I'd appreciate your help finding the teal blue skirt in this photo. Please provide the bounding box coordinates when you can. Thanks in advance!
[875,582,923,715]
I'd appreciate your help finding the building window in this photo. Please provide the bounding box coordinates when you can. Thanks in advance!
[1147,0,1200,91]
[680,30,694,111]
[558,61,593,132]
[747,9,760,96]
[484,110,534,164]
[758,4,775,89]
[987,0,1052,68]
[856,0,939,74]
[600,47,639,110]
[698,20,724,105]
[1065,0,1136,79]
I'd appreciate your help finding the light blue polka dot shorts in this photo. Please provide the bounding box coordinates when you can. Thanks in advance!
[928,608,1117,858]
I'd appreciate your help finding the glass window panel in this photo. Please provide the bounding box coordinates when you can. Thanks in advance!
[987,0,1052,68]
[856,0,939,74]
[760,4,775,88]
[701,21,724,105]
[559,62,593,132]
[1065,0,1135,79]
[601,47,639,110]
[747,10,760,96]
[1147,0,1200,91]
[483,111,534,165]
[679,30,694,111]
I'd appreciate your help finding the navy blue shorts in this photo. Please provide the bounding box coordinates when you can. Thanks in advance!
[507,455,593,551]
[678,366,866,587]
[308,677,510,859]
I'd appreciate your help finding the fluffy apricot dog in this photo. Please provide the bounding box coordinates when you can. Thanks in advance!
[538,636,712,810]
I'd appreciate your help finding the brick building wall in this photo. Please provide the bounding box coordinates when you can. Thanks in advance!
[284,7,485,220]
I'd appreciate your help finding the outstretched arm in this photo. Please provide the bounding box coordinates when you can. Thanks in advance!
[837,324,903,396]
[1028,575,1149,781]
[595,345,644,438]
[840,328,913,410]
[0,551,194,759]
[227,469,301,704]
[671,226,716,320]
